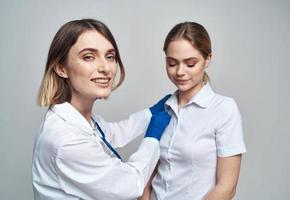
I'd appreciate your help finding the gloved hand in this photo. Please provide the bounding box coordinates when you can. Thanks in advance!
[149,94,171,115]
[145,111,171,141]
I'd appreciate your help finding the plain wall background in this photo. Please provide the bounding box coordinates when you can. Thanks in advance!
[1,0,289,199]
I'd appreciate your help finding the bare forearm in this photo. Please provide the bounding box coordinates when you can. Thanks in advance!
[138,165,156,200]
[138,179,152,200]
[205,155,242,200]
[204,184,236,200]
[138,187,151,200]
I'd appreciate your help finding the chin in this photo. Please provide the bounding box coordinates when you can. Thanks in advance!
[93,85,114,99]
[176,85,191,92]
[96,93,111,99]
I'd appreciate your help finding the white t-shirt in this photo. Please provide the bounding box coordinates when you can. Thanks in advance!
[151,84,247,200]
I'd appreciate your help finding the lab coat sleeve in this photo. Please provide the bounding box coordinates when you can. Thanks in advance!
[55,136,160,200]
[97,109,152,148]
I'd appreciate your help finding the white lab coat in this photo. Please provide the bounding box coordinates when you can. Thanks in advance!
[32,102,159,200]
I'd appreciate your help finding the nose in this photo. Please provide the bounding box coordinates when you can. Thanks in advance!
[176,64,185,76]
[97,58,110,74]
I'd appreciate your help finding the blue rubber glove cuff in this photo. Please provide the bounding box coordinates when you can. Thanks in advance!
[149,94,171,115]
[145,111,171,141]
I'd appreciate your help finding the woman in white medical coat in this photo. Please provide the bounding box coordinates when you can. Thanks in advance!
[32,19,171,200]
[140,22,246,200]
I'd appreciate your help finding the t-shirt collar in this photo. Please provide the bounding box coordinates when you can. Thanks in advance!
[166,83,215,110]
[188,83,215,108]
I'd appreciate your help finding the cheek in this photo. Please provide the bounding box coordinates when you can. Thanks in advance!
[111,63,118,77]
[166,68,177,85]
[166,68,173,81]
[166,67,175,78]
[67,61,89,77]
[191,65,205,78]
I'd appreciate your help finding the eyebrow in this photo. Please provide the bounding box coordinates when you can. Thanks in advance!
[107,49,116,54]
[166,56,198,62]
[184,57,198,62]
[78,48,115,55]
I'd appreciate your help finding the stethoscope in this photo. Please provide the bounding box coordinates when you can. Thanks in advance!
[91,118,123,161]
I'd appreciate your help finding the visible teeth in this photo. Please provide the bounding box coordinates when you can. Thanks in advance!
[92,78,110,83]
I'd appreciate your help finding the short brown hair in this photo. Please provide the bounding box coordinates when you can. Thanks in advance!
[37,19,125,107]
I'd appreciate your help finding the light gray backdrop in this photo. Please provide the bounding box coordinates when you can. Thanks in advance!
[0,0,289,199]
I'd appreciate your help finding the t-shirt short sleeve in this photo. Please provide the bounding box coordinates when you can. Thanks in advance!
[216,98,247,157]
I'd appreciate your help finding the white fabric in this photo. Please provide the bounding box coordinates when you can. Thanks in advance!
[32,102,159,200]
[151,84,246,200]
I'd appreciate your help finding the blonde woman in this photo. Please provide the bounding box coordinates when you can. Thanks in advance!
[32,19,171,200]
[140,22,246,200]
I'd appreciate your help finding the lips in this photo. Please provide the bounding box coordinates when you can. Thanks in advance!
[175,79,188,85]
[90,77,111,85]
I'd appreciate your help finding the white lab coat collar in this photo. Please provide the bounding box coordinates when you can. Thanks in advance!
[50,102,94,135]
[166,83,215,114]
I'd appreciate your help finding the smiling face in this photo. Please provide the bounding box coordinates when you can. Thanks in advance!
[166,39,211,102]
[56,30,117,104]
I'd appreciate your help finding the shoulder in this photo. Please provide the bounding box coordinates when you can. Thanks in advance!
[212,94,240,114]
[209,94,242,126]
[37,110,85,154]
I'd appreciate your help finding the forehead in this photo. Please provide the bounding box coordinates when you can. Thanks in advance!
[166,39,202,59]
[71,30,114,53]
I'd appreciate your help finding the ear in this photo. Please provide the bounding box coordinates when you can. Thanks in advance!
[54,64,68,78]
[205,53,212,68]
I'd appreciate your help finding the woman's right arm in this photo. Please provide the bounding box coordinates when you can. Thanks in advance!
[101,109,152,148]
[100,95,171,148]
[138,165,157,200]
[55,111,170,200]
[139,180,152,200]
[55,137,160,200]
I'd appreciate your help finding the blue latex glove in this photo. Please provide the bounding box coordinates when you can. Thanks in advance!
[149,94,171,115]
[145,111,171,141]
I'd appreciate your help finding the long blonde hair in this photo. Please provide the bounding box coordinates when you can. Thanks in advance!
[37,19,125,107]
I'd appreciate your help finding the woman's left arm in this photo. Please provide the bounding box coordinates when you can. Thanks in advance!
[204,154,242,200]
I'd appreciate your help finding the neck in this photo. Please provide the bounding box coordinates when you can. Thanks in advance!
[69,96,95,124]
[178,82,205,108]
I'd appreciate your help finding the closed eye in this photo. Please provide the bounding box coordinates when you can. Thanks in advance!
[187,64,196,68]
[168,63,177,67]
[166,60,178,67]
[166,57,179,67]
